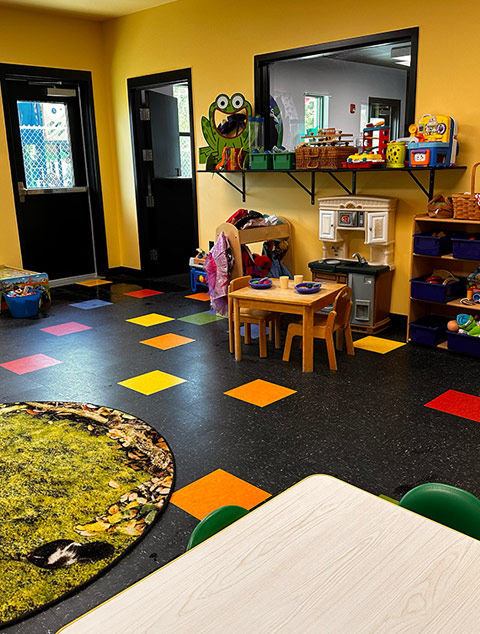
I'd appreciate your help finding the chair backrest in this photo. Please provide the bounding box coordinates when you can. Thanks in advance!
[228,275,252,293]
[399,482,480,540]
[329,286,352,329]
[186,505,249,550]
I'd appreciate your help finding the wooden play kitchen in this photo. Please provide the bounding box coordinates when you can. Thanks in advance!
[58,475,480,634]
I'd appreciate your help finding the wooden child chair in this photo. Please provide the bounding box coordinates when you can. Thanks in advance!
[282,286,354,370]
[228,276,281,358]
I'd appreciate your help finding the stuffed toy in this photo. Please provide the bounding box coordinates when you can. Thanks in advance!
[450,313,480,336]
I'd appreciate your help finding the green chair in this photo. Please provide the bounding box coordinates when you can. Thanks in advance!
[186,505,249,550]
[398,483,480,540]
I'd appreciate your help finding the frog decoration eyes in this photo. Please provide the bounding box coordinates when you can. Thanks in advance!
[199,93,252,167]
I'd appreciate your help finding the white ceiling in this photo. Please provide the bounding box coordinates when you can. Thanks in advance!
[0,0,178,20]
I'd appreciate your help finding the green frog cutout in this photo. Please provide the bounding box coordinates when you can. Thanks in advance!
[199,93,252,168]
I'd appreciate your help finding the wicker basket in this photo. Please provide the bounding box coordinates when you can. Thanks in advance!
[452,162,480,220]
[295,145,354,169]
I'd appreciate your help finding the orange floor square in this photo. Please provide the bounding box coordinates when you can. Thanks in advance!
[185,292,210,301]
[224,379,296,407]
[170,469,271,520]
[140,333,195,350]
[76,279,112,287]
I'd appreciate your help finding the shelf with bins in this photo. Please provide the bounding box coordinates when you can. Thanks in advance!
[408,214,480,353]
[198,166,466,205]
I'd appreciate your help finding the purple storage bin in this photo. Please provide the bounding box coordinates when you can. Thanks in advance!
[409,316,449,346]
[410,275,465,303]
[413,233,452,256]
[447,331,480,356]
[451,235,480,260]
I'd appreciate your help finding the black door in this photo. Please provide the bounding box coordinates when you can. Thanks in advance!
[368,97,401,140]
[1,66,107,281]
[129,69,198,277]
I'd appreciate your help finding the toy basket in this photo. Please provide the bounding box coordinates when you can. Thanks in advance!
[320,146,354,169]
[452,162,480,220]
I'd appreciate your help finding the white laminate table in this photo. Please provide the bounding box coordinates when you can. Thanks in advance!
[59,474,480,633]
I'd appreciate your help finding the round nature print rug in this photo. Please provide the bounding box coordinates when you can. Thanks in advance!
[0,401,174,626]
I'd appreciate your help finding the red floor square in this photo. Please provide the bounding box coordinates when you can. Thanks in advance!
[40,322,92,336]
[425,390,480,423]
[0,354,61,375]
[124,289,163,298]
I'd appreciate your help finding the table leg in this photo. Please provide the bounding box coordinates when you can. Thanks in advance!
[234,298,242,361]
[302,307,314,373]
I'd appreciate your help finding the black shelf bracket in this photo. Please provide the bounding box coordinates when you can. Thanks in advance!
[286,171,315,204]
[215,171,246,202]
[406,169,435,199]
[325,171,355,196]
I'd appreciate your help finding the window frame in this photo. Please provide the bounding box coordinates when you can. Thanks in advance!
[254,28,418,150]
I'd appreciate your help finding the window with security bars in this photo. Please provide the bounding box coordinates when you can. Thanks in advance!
[17,101,74,189]
[172,84,192,177]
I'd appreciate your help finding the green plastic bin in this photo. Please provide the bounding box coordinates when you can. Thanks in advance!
[273,152,296,170]
[249,153,273,170]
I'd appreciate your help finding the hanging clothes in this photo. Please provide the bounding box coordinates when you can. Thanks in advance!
[205,231,233,316]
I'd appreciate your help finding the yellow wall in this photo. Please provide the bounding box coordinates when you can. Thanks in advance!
[1,0,479,315]
[102,0,480,315]
[0,6,121,269]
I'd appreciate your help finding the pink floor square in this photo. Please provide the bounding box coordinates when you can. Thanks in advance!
[40,322,92,336]
[0,354,61,375]
[124,289,163,298]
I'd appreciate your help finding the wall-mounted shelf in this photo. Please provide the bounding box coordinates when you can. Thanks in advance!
[198,166,466,205]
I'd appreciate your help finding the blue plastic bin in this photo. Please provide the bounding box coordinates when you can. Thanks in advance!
[409,315,449,346]
[4,291,41,317]
[410,275,465,303]
[451,235,480,260]
[413,232,452,256]
[447,331,480,356]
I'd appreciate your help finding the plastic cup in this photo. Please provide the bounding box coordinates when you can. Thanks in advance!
[280,276,289,289]
[294,275,304,286]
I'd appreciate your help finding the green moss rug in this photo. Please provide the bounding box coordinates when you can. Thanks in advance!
[0,401,175,626]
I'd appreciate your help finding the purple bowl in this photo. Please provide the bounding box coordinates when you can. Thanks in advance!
[295,282,322,294]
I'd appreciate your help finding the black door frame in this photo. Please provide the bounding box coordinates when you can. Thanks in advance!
[127,68,198,275]
[0,63,108,274]
[254,27,419,149]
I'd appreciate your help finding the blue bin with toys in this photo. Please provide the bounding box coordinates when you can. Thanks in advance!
[451,235,480,260]
[409,275,465,303]
[4,290,41,317]
[409,315,449,346]
[447,331,480,356]
[413,232,452,256]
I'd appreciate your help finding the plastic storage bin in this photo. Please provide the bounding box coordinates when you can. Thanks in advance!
[447,331,480,356]
[451,235,480,260]
[272,152,296,170]
[249,153,273,170]
[413,232,452,256]
[4,291,41,317]
[410,275,465,303]
[409,315,449,346]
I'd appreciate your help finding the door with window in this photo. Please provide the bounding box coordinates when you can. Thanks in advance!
[129,69,198,277]
[1,66,107,281]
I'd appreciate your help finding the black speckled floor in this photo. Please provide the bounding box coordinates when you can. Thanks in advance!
[1,274,480,633]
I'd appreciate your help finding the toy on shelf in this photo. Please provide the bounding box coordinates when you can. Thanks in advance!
[408,114,458,167]
[344,121,390,168]
[362,121,390,158]
[447,314,480,336]
[301,128,353,146]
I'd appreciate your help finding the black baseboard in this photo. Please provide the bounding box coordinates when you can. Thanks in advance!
[106,267,143,278]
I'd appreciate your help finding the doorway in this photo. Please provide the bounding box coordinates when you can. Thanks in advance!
[0,64,107,283]
[128,69,198,277]
[368,97,401,141]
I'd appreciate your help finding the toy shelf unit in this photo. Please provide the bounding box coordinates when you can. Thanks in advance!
[215,216,293,281]
[408,214,480,355]
[318,195,397,268]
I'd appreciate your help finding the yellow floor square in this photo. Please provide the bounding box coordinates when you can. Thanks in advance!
[76,279,112,287]
[126,313,174,327]
[170,469,271,520]
[353,336,406,354]
[118,370,186,395]
[224,379,296,407]
[140,333,195,350]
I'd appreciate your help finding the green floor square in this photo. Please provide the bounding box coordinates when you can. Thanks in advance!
[178,312,224,325]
